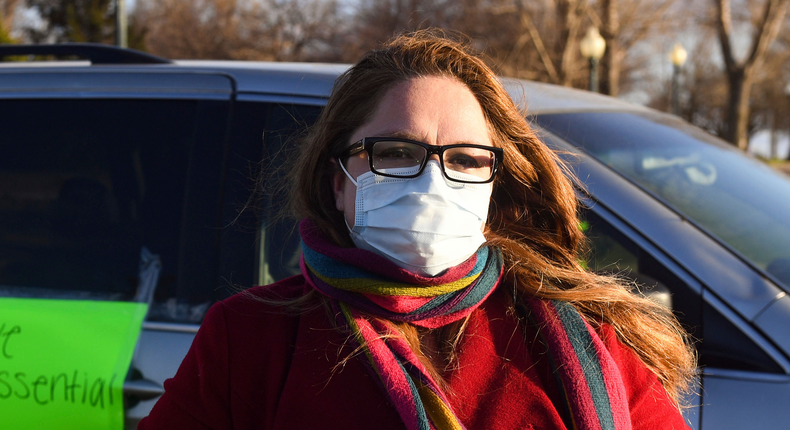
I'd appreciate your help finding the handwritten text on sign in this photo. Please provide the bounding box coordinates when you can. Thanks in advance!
[0,299,147,429]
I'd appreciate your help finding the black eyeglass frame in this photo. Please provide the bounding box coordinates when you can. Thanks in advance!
[335,137,504,184]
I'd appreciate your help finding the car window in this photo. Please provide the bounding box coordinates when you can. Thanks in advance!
[259,103,321,284]
[218,101,322,291]
[536,112,790,292]
[582,208,782,373]
[0,98,229,323]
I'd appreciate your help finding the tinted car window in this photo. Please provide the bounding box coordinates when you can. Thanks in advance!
[536,112,790,291]
[581,209,701,331]
[218,101,321,291]
[581,209,781,373]
[0,98,229,322]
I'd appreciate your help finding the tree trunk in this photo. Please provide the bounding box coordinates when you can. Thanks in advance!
[601,0,620,96]
[557,0,573,86]
[1,0,20,33]
[725,67,752,151]
[714,0,790,150]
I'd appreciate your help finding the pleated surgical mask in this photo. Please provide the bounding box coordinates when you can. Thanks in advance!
[341,160,492,276]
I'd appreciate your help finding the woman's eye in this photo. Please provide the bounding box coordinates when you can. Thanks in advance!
[446,154,482,169]
[378,148,416,160]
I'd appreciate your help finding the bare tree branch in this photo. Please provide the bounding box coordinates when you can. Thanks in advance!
[746,0,790,69]
[585,1,602,28]
[518,7,561,83]
[558,0,586,86]
[136,0,343,61]
[616,0,676,48]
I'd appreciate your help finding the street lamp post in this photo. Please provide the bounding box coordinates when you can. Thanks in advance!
[579,27,606,93]
[669,43,687,116]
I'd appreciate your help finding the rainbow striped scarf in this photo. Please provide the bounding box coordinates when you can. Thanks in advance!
[523,299,632,430]
[299,219,631,430]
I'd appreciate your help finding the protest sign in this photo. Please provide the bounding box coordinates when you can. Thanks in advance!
[0,298,147,429]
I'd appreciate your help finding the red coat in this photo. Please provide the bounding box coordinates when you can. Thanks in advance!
[140,276,689,429]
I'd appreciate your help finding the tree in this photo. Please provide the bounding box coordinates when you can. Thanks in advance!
[713,0,790,150]
[24,0,115,43]
[748,37,790,158]
[476,0,683,94]
[495,0,589,86]
[340,0,468,62]
[0,0,21,43]
[135,0,343,61]
[0,20,13,43]
[595,0,680,96]
[674,36,729,137]
[0,20,12,43]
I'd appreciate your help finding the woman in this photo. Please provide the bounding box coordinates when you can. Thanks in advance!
[140,30,695,430]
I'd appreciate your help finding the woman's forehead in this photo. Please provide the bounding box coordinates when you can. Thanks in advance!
[348,76,492,148]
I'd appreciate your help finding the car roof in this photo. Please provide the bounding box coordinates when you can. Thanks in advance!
[0,61,344,101]
[170,62,650,115]
[173,60,349,99]
[501,78,651,115]
[0,58,651,115]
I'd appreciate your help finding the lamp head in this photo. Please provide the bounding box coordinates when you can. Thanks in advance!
[580,27,606,60]
[669,43,688,67]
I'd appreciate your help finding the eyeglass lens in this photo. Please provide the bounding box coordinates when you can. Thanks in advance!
[371,140,495,181]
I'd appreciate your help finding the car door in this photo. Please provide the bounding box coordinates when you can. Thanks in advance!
[580,200,790,429]
[534,120,790,430]
[0,69,234,428]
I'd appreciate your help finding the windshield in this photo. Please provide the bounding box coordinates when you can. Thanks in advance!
[535,112,790,290]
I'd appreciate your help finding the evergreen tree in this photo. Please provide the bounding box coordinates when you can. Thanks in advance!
[25,0,114,43]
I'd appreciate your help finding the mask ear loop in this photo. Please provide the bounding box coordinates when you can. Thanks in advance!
[344,215,356,233]
[337,157,359,186]
[337,157,359,231]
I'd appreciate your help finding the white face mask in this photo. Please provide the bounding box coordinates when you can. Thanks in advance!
[341,160,492,276]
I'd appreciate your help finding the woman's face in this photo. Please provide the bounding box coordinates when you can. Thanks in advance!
[332,76,493,227]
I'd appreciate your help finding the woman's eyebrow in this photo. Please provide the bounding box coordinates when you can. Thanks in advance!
[377,131,422,141]
[376,131,490,146]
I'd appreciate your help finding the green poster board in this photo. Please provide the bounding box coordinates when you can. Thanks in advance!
[0,298,147,429]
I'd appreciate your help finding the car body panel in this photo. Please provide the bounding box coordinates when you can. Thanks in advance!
[173,60,347,99]
[236,92,329,106]
[502,77,652,115]
[701,372,790,429]
[125,327,197,428]
[753,293,790,357]
[0,70,235,99]
[700,288,790,428]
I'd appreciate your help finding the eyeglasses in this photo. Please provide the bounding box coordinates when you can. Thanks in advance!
[336,137,503,184]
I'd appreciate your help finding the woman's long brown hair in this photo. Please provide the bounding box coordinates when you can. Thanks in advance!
[287,29,696,405]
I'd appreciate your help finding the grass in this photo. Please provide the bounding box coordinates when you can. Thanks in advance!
[766,160,790,176]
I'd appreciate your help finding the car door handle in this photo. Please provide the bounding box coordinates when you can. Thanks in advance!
[123,379,165,401]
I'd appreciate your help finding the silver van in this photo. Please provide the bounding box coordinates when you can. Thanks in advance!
[3,43,790,429]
